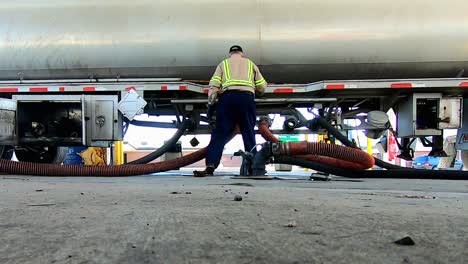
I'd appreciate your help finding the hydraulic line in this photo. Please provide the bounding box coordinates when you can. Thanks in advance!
[275,156,468,180]
[258,122,374,170]
[127,119,193,165]
[130,119,178,129]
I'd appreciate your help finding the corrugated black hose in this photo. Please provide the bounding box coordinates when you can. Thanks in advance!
[126,119,193,165]
[275,156,468,180]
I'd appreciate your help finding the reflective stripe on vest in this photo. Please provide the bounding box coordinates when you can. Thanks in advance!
[223,59,231,80]
[247,60,254,83]
[222,59,254,88]
[211,76,222,83]
[255,78,267,86]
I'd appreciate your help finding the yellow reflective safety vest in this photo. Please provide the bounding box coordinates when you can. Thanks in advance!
[209,57,267,95]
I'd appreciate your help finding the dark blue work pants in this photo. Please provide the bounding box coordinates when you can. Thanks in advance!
[205,90,257,168]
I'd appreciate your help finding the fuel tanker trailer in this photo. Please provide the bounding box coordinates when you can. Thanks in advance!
[0,0,467,168]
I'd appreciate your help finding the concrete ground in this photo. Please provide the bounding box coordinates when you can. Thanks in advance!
[1,172,467,264]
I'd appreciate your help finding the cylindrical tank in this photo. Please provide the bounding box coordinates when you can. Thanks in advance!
[1,0,468,83]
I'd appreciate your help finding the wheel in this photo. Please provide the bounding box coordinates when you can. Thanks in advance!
[14,146,68,164]
[0,145,14,160]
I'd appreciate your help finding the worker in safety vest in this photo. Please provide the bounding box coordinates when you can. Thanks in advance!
[194,45,267,177]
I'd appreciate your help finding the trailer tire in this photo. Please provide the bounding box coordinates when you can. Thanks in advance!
[14,146,68,164]
[0,145,14,160]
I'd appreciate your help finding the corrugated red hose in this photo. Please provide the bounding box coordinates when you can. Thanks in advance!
[0,127,243,176]
[258,122,374,170]
[0,123,374,176]
[0,148,207,176]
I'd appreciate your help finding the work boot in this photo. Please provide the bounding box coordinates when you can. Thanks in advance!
[193,166,215,177]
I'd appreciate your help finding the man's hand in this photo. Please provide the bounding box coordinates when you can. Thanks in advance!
[207,87,221,129]
[208,88,219,105]
[255,89,265,97]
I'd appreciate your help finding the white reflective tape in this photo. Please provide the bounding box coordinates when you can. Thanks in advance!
[47,87,61,92]
[167,85,180,90]
[294,88,306,93]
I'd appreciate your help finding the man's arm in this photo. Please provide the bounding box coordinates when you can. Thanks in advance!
[208,63,223,105]
[253,64,267,97]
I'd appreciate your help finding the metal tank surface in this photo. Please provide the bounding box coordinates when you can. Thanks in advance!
[1,0,468,82]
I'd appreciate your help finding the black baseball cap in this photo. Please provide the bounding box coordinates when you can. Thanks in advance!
[229,45,243,53]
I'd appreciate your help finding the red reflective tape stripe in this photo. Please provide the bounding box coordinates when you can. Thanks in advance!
[326,84,345,90]
[273,88,294,93]
[125,86,136,91]
[59,87,65,92]
[0,87,18,92]
[459,82,468,87]
[179,85,187,91]
[204,89,210,94]
[161,86,168,90]
[29,87,48,92]
[83,87,95,91]
[391,83,412,88]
